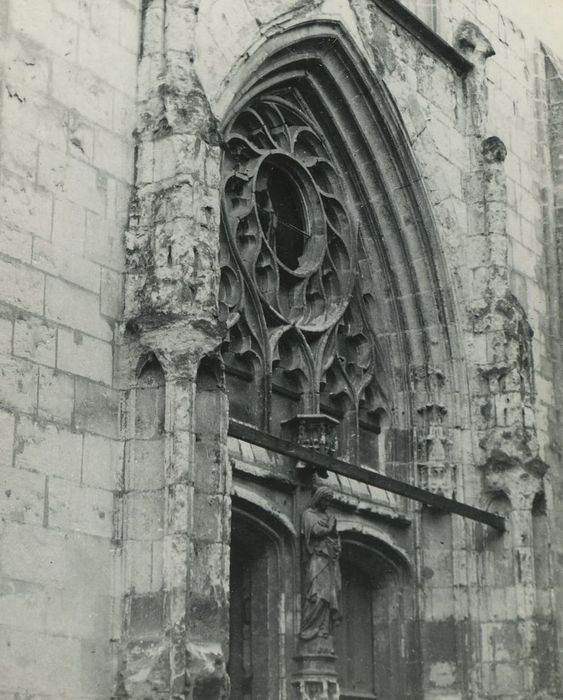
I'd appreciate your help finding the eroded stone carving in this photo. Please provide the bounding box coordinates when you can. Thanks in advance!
[220,93,388,434]
[185,642,230,700]
[413,366,457,500]
[478,294,545,478]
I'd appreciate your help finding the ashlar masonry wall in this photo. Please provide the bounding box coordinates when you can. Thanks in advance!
[0,0,138,696]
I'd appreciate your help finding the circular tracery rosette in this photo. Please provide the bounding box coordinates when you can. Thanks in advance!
[221,98,356,334]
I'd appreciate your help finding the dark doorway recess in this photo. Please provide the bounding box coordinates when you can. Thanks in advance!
[335,538,419,699]
[228,510,283,699]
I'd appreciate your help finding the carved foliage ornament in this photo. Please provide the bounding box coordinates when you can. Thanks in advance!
[220,94,385,415]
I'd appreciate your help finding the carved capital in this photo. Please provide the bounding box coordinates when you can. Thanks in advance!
[483,461,549,510]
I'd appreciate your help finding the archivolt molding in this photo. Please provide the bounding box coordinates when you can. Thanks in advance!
[232,486,298,539]
[195,2,363,111]
[336,519,414,578]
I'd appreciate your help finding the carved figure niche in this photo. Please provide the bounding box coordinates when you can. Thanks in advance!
[123,355,166,666]
[220,94,388,458]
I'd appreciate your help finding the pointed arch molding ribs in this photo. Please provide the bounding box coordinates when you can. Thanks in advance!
[219,19,465,404]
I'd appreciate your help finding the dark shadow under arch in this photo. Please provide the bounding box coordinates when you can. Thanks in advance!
[336,532,421,699]
[229,497,297,700]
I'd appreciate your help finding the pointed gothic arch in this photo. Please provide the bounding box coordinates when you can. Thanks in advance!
[219,19,465,444]
[229,496,298,699]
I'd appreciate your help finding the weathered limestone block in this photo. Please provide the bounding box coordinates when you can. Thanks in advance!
[185,642,230,700]
[57,327,113,385]
[0,465,45,525]
[38,367,75,425]
[125,139,221,326]
[122,638,170,698]
[15,416,83,482]
[13,315,56,366]
[126,0,222,331]
[454,20,494,139]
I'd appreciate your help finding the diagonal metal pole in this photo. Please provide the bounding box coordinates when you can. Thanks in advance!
[228,420,505,532]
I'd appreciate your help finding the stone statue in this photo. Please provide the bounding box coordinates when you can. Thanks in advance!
[300,487,342,641]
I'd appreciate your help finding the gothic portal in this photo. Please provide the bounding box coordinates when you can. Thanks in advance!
[214,21,462,700]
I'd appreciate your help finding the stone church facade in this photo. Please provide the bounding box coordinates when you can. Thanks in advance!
[1,0,563,698]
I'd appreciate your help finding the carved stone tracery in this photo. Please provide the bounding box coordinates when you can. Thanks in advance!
[221,96,354,328]
[220,94,387,442]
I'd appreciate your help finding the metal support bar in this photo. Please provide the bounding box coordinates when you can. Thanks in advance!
[228,420,505,532]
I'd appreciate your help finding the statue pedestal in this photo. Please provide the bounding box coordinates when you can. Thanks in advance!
[292,638,340,700]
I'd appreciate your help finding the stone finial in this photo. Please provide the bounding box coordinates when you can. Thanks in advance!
[454,20,495,63]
